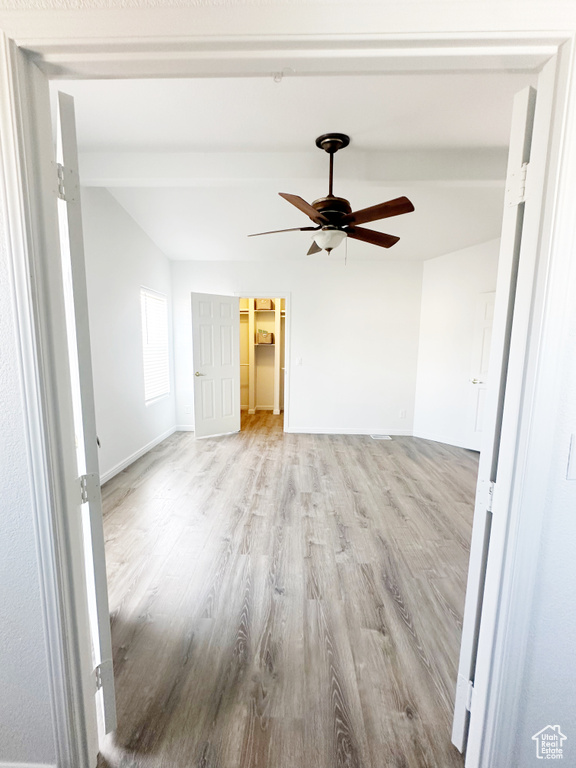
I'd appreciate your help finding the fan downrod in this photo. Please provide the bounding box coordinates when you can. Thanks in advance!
[316,133,350,198]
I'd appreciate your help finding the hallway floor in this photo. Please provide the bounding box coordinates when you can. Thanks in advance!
[98,413,477,768]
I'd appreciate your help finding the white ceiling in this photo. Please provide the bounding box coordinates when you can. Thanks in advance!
[57,71,536,261]
[60,73,533,151]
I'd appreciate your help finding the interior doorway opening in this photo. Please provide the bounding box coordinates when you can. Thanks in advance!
[240,296,286,428]
[3,30,564,768]
[63,77,524,765]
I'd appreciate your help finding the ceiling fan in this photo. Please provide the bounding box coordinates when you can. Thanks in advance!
[249,133,414,255]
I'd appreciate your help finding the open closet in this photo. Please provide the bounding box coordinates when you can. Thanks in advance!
[240,297,286,415]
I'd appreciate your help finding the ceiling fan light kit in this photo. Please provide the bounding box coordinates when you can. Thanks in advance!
[313,227,347,253]
[249,133,414,255]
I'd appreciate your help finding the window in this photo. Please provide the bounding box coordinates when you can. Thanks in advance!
[140,287,170,403]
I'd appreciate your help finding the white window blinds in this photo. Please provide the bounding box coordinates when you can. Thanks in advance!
[140,288,170,403]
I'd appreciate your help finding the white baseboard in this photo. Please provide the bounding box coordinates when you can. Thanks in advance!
[0,763,56,768]
[175,425,195,431]
[412,429,475,450]
[243,406,274,412]
[100,426,177,484]
[283,426,413,436]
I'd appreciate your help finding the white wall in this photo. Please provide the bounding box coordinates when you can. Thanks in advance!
[172,259,423,434]
[82,187,175,481]
[0,215,56,764]
[512,275,576,764]
[413,239,500,448]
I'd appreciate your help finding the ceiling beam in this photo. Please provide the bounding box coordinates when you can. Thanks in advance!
[79,148,508,188]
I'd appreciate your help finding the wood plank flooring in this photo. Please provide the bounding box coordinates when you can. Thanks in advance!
[98,413,478,768]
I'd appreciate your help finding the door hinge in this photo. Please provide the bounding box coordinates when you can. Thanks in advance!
[95,664,103,691]
[477,478,496,513]
[56,162,67,200]
[466,680,474,712]
[79,473,100,504]
[487,480,495,513]
[507,161,530,206]
[94,658,114,693]
[54,161,77,203]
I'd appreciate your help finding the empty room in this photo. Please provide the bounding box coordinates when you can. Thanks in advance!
[52,69,534,768]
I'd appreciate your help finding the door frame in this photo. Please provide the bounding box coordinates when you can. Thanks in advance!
[1,29,574,768]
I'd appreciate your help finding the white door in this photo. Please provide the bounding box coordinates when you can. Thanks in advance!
[466,292,496,451]
[452,81,546,761]
[56,92,117,739]
[192,292,241,438]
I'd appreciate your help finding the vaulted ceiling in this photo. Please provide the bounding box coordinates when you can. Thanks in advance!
[58,71,535,261]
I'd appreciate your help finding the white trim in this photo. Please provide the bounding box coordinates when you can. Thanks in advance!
[0,34,91,768]
[175,424,195,432]
[284,427,413,436]
[476,39,576,768]
[100,426,176,484]
[465,54,562,768]
[22,33,563,80]
[0,763,56,768]
[412,431,478,450]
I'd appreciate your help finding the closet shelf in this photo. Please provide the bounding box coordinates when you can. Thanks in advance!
[242,308,285,315]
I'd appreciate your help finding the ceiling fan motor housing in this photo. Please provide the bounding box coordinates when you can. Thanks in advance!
[312,195,351,225]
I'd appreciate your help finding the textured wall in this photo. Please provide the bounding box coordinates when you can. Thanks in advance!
[0,208,56,762]
[0,0,379,9]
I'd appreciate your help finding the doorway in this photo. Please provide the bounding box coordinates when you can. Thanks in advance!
[0,31,568,768]
[190,293,289,439]
[63,76,545,765]
[240,297,286,427]
[67,75,545,768]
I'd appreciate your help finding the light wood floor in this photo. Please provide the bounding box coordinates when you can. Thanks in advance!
[99,412,478,768]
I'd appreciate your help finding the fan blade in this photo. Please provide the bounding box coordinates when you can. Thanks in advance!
[307,240,322,255]
[279,193,329,225]
[248,226,320,237]
[346,226,400,249]
[344,196,414,226]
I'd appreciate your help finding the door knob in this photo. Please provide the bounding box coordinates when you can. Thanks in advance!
[195,371,206,377]
[470,378,484,384]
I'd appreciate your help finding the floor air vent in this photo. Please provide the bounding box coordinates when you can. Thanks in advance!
[370,434,392,440]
